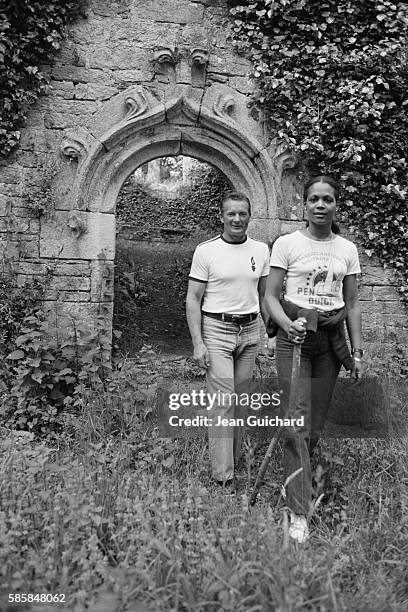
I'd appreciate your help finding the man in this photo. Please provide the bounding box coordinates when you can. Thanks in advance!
[186,191,270,488]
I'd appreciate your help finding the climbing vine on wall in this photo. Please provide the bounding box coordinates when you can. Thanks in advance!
[0,0,86,157]
[229,0,408,297]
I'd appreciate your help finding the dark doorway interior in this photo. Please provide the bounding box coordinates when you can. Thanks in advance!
[113,156,230,355]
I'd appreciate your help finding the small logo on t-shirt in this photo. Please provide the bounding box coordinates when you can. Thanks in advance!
[251,256,256,272]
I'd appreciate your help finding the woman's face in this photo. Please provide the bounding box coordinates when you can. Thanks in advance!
[305,181,337,227]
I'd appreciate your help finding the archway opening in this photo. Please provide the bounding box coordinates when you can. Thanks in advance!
[113,156,231,355]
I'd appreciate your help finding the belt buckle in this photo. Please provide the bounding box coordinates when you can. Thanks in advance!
[231,315,240,325]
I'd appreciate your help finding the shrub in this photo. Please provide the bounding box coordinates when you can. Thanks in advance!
[2,312,111,438]
[0,270,44,393]
[229,0,408,298]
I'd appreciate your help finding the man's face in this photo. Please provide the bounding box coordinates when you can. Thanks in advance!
[220,198,250,242]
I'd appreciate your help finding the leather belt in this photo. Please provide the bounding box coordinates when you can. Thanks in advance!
[202,311,258,325]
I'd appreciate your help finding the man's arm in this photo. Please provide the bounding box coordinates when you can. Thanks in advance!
[186,279,210,368]
[258,276,268,325]
[343,274,362,379]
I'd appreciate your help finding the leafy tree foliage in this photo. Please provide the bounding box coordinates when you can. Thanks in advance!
[117,164,231,235]
[229,0,408,296]
[0,0,86,156]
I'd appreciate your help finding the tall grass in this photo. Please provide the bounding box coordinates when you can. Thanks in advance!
[0,351,407,611]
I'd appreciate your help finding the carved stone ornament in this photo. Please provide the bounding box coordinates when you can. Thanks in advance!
[67,212,87,239]
[60,127,93,163]
[124,90,149,121]
[191,48,209,67]
[153,47,178,66]
[213,93,236,119]
[274,148,297,172]
[61,137,86,162]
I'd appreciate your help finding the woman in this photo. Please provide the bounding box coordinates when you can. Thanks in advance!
[265,175,363,543]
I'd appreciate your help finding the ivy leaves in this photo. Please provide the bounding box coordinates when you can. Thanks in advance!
[0,0,86,157]
[230,0,408,296]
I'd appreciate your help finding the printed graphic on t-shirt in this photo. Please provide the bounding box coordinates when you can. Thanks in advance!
[269,231,361,312]
[251,256,256,272]
[292,251,347,308]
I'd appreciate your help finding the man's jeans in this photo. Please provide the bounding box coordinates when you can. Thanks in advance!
[202,315,260,482]
[276,327,341,515]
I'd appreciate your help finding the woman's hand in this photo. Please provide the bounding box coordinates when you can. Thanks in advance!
[349,356,363,380]
[286,318,307,344]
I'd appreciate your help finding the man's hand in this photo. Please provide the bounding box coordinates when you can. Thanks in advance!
[193,341,210,369]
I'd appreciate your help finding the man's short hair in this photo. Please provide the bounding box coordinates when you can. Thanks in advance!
[220,191,251,215]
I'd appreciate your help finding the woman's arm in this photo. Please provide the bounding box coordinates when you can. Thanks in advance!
[343,274,363,378]
[263,267,306,343]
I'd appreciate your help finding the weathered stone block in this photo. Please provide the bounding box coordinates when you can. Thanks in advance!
[44,290,91,302]
[0,239,20,259]
[91,0,131,17]
[53,274,91,291]
[0,196,11,216]
[19,240,40,259]
[40,211,115,260]
[361,265,397,286]
[88,45,149,71]
[51,65,115,86]
[18,260,91,277]
[0,183,23,197]
[249,218,280,245]
[359,286,373,300]
[74,83,118,101]
[90,259,114,302]
[19,127,60,153]
[113,70,150,87]
[0,164,23,184]
[43,100,99,130]
[49,80,76,100]
[15,151,43,169]
[279,221,305,236]
[0,217,30,234]
[362,326,389,343]
[360,300,404,315]
[42,301,111,334]
[131,0,204,24]
[17,272,90,292]
[114,18,181,47]
[373,286,401,301]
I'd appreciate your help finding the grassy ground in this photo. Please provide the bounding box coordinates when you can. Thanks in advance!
[0,348,407,612]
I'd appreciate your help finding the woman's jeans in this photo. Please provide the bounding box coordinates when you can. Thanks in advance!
[202,316,260,482]
[276,327,341,515]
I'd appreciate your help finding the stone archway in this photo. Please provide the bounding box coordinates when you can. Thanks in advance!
[42,84,282,332]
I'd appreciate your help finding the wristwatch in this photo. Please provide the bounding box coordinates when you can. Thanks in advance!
[352,348,364,358]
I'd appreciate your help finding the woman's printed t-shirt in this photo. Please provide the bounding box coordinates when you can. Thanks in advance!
[189,235,270,314]
[269,230,361,311]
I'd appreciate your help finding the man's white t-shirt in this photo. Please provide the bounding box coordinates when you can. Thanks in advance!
[270,230,361,311]
[189,235,270,314]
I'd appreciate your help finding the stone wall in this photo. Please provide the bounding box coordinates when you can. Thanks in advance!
[0,0,406,363]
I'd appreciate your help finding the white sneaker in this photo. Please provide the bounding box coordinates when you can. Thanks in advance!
[289,513,309,544]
